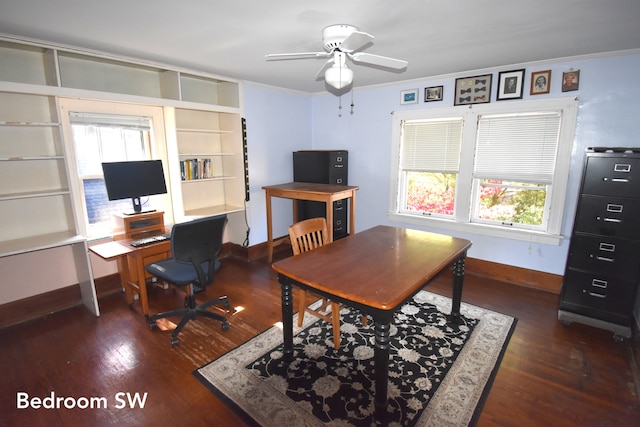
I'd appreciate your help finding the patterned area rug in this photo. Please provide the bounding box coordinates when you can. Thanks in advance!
[194,291,516,426]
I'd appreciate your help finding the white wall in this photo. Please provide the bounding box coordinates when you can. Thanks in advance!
[242,83,313,244]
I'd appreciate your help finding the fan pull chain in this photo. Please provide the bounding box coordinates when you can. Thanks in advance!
[350,90,355,115]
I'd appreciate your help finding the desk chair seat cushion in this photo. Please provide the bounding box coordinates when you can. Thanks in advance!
[145,259,221,290]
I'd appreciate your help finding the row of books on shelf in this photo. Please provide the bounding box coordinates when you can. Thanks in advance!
[180,158,215,181]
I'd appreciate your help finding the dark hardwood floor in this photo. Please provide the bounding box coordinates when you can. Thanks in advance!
[1,253,638,426]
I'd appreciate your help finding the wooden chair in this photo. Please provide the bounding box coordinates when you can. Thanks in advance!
[288,217,366,349]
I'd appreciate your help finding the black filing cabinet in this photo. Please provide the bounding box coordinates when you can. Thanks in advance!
[558,147,640,339]
[293,150,349,239]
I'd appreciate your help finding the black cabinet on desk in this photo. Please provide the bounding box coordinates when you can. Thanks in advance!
[293,150,349,239]
[559,147,640,340]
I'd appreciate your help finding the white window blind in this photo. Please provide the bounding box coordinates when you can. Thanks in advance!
[401,118,463,173]
[474,112,561,184]
[70,112,151,130]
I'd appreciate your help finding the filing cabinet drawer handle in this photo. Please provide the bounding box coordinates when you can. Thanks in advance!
[599,242,615,252]
[603,217,622,223]
[595,256,614,262]
[611,178,629,183]
[613,163,631,173]
[592,278,608,288]
[588,292,606,299]
[606,204,623,213]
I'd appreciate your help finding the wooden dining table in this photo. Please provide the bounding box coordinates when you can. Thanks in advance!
[272,225,472,420]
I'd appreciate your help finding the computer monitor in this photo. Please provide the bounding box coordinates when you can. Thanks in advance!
[102,160,168,215]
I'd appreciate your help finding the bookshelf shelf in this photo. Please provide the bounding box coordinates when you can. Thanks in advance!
[177,128,234,135]
[0,155,64,161]
[0,121,60,127]
[181,176,236,182]
[183,204,245,218]
[0,189,70,201]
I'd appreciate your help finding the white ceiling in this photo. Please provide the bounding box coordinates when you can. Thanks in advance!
[1,0,640,93]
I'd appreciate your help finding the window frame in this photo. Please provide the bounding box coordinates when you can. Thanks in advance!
[59,98,173,239]
[388,97,578,245]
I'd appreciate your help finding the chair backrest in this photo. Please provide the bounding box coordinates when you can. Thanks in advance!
[170,214,227,286]
[288,217,328,256]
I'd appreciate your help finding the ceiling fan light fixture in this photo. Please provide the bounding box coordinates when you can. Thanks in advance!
[265,24,406,93]
[324,65,353,89]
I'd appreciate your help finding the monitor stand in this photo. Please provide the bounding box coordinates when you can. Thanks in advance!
[123,197,156,216]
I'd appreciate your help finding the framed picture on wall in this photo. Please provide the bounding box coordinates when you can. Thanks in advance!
[424,86,443,102]
[562,70,580,92]
[497,69,525,100]
[454,74,491,105]
[400,89,419,104]
[530,70,551,95]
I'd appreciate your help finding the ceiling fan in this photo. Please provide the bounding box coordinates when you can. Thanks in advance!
[265,24,408,90]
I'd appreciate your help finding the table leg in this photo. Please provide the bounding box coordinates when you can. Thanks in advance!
[449,253,466,324]
[132,254,150,317]
[373,319,391,420]
[349,192,356,236]
[265,190,274,262]
[280,275,294,362]
[325,199,334,242]
[118,255,134,304]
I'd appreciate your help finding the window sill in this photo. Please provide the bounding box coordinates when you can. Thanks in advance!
[387,212,565,245]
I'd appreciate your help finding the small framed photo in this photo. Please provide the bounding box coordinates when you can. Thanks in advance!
[562,70,580,92]
[530,70,551,95]
[424,86,443,102]
[454,74,491,105]
[400,89,419,104]
[497,69,525,100]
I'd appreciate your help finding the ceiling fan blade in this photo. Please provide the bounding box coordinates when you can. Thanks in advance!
[265,52,329,61]
[350,52,408,69]
[340,31,374,53]
[315,59,334,79]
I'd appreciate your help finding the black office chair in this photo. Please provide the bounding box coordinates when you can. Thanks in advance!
[146,214,230,346]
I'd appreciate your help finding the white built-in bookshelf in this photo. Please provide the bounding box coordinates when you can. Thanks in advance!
[166,108,245,220]
[0,35,245,312]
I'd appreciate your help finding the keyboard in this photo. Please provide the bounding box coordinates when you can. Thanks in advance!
[129,234,170,247]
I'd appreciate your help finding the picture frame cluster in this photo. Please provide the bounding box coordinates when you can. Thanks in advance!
[401,68,580,105]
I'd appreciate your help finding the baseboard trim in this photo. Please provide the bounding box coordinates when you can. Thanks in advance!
[225,240,563,293]
[0,249,562,329]
[464,258,562,294]
[224,238,292,262]
[0,274,121,329]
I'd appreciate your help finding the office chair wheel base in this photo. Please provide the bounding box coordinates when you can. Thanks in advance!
[171,337,180,347]
[148,320,157,330]
[221,321,230,331]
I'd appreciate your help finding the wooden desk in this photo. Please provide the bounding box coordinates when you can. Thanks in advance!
[89,236,170,317]
[262,182,359,262]
[272,225,472,419]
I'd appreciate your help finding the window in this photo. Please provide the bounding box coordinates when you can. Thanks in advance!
[399,118,462,218]
[59,99,171,239]
[390,98,578,244]
[70,113,152,237]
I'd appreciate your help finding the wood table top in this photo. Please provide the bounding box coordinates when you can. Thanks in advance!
[272,225,472,311]
[262,182,359,194]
